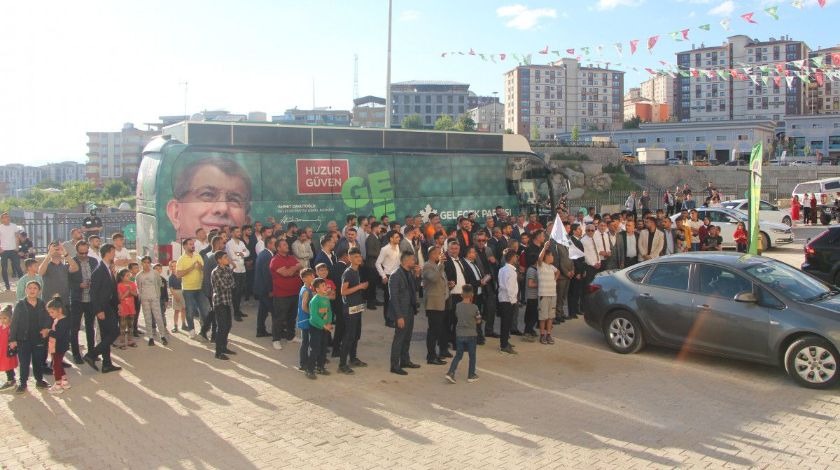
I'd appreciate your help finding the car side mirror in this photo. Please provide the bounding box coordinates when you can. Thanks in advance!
[734,291,757,303]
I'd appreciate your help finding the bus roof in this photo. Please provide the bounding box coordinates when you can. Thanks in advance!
[158,121,534,154]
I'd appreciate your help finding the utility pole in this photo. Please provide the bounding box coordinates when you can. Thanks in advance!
[179,81,189,122]
[353,54,359,100]
[385,0,393,128]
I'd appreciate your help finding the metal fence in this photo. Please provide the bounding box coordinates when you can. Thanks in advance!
[565,188,786,216]
[9,210,136,254]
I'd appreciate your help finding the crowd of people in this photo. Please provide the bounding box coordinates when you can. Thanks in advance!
[0,197,750,394]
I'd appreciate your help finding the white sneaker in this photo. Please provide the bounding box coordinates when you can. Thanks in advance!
[272,341,283,350]
[188,329,196,339]
[60,379,71,390]
[48,384,64,395]
[292,336,301,343]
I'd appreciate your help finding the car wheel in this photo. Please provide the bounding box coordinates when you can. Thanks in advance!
[822,213,832,225]
[760,232,770,252]
[784,337,839,389]
[603,311,645,354]
[782,216,792,227]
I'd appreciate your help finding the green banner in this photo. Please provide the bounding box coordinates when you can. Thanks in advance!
[748,143,763,254]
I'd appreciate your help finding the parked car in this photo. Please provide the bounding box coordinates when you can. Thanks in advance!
[665,158,681,166]
[670,207,793,251]
[802,227,840,286]
[792,177,840,225]
[720,199,792,226]
[584,253,840,388]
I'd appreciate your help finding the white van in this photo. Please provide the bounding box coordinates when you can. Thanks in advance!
[791,177,840,225]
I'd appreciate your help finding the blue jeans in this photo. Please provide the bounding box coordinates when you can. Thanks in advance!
[182,289,210,331]
[691,242,700,252]
[447,336,477,377]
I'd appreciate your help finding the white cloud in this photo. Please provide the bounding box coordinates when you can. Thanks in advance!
[496,4,557,29]
[708,0,735,16]
[594,0,644,10]
[399,9,420,21]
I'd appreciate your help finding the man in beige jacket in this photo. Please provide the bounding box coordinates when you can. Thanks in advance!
[422,246,449,365]
[638,216,665,262]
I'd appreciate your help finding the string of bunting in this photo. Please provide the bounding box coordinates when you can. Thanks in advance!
[440,1,829,68]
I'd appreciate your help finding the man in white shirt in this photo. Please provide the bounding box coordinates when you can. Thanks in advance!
[638,216,665,261]
[194,228,209,253]
[686,209,704,251]
[661,217,676,255]
[375,229,403,327]
[225,226,250,321]
[112,232,133,268]
[88,235,103,262]
[595,221,613,271]
[581,224,601,274]
[497,249,519,355]
[0,212,22,290]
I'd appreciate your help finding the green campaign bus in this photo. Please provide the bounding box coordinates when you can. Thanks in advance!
[136,121,553,263]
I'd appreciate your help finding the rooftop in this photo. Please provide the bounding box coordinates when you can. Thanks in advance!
[391,80,469,86]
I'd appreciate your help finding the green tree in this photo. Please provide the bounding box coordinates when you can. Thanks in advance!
[504,128,514,134]
[34,179,60,189]
[434,115,455,131]
[454,115,476,132]
[530,123,541,141]
[103,179,130,199]
[571,125,580,142]
[622,116,642,129]
[401,114,424,129]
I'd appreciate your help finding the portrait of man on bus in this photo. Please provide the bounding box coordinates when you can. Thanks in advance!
[166,156,253,242]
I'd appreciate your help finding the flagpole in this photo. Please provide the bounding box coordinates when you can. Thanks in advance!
[385,0,393,129]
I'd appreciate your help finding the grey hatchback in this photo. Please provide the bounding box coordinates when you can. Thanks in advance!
[583,253,840,389]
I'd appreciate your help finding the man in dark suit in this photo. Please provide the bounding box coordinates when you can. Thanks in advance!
[83,243,121,373]
[253,236,276,337]
[567,224,587,319]
[68,239,100,364]
[388,252,421,375]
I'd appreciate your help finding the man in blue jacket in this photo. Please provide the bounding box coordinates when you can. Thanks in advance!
[388,252,421,376]
[83,244,121,373]
[253,236,276,337]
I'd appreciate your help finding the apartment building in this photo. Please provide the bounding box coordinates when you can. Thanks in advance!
[389,81,470,128]
[468,102,505,133]
[675,35,809,122]
[805,45,840,115]
[272,108,352,126]
[86,123,158,186]
[504,58,624,140]
[352,96,386,128]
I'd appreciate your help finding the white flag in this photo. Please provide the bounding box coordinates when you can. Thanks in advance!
[550,214,570,246]
[550,214,585,260]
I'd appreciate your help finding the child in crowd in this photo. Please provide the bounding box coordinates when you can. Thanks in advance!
[306,278,333,380]
[297,268,315,372]
[136,257,169,347]
[537,247,559,345]
[445,285,480,384]
[154,263,169,330]
[46,296,71,394]
[703,225,724,251]
[129,262,142,337]
[116,269,138,348]
[522,261,539,341]
[314,263,336,350]
[0,305,18,390]
[168,260,184,333]
[734,222,748,253]
[15,259,43,302]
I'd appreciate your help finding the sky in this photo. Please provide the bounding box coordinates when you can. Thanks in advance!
[0,0,837,165]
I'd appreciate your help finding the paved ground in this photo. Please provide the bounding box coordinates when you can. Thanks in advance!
[1,245,839,469]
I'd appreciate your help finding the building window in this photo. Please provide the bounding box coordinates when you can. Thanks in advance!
[696,136,705,142]
[675,137,685,142]
[716,135,726,141]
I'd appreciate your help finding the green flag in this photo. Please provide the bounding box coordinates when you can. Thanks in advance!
[748,143,763,254]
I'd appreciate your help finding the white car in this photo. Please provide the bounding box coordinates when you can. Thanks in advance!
[720,199,792,227]
[671,207,793,251]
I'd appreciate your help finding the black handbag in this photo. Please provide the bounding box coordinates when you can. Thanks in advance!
[7,344,17,358]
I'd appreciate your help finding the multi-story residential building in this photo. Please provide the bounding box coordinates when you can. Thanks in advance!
[389,81,470,128]
[468,102,505,133]
[640,74,674,116]
[504,58,624,140]
[86,123,158,186]
[352,96,386,128]
[805,45,840,116]
[674,35,808,122]
[42,161,86,185]
[272,108,352,126]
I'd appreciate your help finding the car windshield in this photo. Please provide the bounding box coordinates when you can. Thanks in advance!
[744,260,836,302]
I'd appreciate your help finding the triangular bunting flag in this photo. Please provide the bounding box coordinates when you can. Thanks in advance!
[670,31,681,41]
[833,53,840,67]
[690,68,699,78]
[566,48,575,55]
[499,53,506,61]
[816,69,825,86]
[490,55,496,63]
[682,29,690,40]
[441,52,447,58]
[551,50,560,56]
[539,46,548,55]
[512,53,520,62]
[792,59,805,69]
[761,76,769,87]
[596,45,604,55]
[749,74,759,85]
[645,68,657,75]
[785,76,794,88]
[647,35,659,52]
[812,55,825,68]
[818,0,826,7]
[698,24,711,31]
[523,54,532,65]
[792,0,803,8]
[741,12,757,24]
[614,43,623,56]
[720,18,731,30]
[630,39,639,55]
[706,69,716,79]
[764,6,779,20]
[717,69,729,80]
[581,47,590,55]
[469,48,476,55]
[773,76,782,87]
[776,63,785,73]
[479,53,487,61]
[798,72,810,84]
